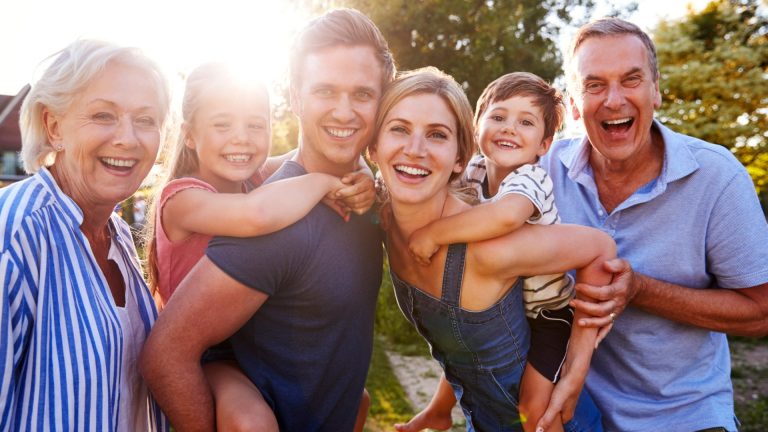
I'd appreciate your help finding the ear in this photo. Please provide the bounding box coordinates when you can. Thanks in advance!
[538,136,553,157]
[569,95,581,122]
[289,84,301,117]
[181,122,196,150]
[42,107,63,148]
[653,78,662,110]
[453,156,463,174]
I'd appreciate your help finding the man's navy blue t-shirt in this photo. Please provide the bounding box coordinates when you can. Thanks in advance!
[206,161,383,431]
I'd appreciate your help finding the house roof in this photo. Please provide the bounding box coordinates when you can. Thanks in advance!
[0,85,30,152]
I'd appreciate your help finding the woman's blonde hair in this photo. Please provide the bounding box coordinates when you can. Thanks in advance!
[370,66,476,184]
[143,63,270,297]
[19,39,170,173]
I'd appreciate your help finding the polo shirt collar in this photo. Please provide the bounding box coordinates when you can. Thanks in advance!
[559,119,700,188]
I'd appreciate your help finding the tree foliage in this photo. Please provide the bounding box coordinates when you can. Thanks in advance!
[289,0,644,106]
[654,0,768,197]
[324,0,602,105]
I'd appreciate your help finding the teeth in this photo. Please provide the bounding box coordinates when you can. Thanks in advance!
[224,154,251,163]
[101,157,136,168]
[394,164,430,176]
[604,118,632,125]
[496,140,519,149]
[326,127,355,138]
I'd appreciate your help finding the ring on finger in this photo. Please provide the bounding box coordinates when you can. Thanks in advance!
[609,312,617,323]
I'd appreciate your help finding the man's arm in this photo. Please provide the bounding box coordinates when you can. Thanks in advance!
[409,194,535,265]
[139,257,269,431]
[572,259,768,337]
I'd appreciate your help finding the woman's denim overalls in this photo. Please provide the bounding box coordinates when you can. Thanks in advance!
[392,243,603,432]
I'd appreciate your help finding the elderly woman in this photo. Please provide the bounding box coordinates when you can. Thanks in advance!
[370,68,615,432]
[0,40,170,431]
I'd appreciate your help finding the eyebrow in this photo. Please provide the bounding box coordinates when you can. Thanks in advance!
[583,67,645,82]
[88,98,157,112]
[387,118,454,132]
[311,83,379,94]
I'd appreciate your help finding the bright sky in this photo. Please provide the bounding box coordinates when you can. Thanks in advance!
[0,0,713,96]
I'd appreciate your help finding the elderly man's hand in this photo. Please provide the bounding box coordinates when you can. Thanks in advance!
[570,258,640,344]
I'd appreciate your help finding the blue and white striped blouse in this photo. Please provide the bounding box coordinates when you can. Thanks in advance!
[0,168,168,431]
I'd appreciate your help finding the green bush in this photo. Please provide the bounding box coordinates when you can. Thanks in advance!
[374,259,430,356]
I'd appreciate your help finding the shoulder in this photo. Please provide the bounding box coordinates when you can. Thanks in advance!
[463,154,487,180]
[160,177,217,202]
[499,164,552,194]
[0,173,56,253]
[540,136,584,174]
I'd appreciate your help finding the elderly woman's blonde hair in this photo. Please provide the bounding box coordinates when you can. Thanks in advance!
[370,67,476,183]
[19,39,171,173]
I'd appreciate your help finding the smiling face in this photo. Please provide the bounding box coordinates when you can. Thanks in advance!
[45,61,164,212]
[185,84,271,193]
[569,34,661,165]
[370,93,462,206]
[477,95,551,176]
[291,45,383,175]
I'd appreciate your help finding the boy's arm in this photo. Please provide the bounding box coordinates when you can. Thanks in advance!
[162,173,343,238]
[409,193,535,265]
[535,252,612,432]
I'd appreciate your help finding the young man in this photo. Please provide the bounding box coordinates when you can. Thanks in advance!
[541,17,768,431]
[140,9,396,431]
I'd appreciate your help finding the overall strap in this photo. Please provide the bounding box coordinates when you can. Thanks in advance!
[440,243,467,306]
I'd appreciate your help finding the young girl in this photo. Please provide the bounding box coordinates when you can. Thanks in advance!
[369,67,611,432]
[144,63,373,431]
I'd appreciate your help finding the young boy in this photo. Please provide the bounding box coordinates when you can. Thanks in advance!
[400,72,575,432]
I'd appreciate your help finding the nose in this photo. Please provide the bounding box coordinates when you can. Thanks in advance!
[331,94,355,123]
[403,133,426,158]
[114,115,138,148]
[501,120,516,135]
[604,82,626,110]
[233,123,250,145]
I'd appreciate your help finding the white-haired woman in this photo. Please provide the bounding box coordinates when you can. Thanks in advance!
[0,40,170,431]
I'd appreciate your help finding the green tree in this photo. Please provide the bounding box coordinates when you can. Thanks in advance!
[327,0,607,105]
[654,0,768,197]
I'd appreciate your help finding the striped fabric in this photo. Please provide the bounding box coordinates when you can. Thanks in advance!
[463,155,574,318]
[0,168,167,432]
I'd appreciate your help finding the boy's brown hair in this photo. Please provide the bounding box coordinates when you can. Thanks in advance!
[474,72,565,140]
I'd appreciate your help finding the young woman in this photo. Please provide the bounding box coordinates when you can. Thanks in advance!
[369,67,613,432]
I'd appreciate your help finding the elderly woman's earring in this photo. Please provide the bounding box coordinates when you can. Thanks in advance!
[53,142,64,152]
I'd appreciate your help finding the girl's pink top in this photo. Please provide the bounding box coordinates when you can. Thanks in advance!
[155,177,216,304]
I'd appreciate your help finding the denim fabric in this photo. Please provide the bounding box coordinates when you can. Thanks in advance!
[392,243,602,432]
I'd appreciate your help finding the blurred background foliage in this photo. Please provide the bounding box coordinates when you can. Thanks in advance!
[271,0,767,210]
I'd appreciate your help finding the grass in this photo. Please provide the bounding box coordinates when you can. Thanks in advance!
[363,337,415,431]
[730,336,768,432]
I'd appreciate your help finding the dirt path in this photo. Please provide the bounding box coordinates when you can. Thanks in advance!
[385,351,465,431]
[388,340,768,431]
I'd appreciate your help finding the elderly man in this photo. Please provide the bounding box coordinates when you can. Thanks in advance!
[140,9,395,432]
[540,17,768,432]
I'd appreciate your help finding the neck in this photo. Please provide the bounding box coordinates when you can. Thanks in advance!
[589,128,664,184]
[50,164,114,234]
[294,142,359,177]
[484,160,522,197]
[390,189,455,240]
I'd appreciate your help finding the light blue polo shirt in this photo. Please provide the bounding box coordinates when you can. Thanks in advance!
[540,120,768,432]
